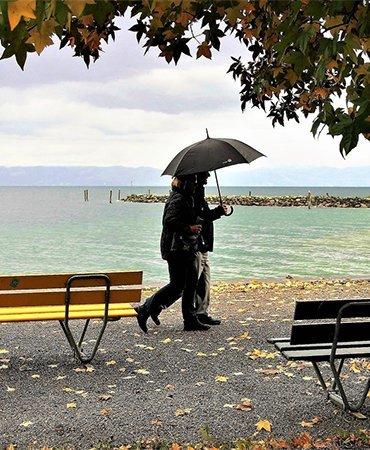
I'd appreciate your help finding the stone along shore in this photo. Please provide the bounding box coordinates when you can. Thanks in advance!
[123,193,370,208]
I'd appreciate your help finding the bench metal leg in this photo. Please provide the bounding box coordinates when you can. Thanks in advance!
[329,359,370,412]
[311,362,328,391]
[60,274,111,364]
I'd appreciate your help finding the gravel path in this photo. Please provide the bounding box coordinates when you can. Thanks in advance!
[1,279,369,449]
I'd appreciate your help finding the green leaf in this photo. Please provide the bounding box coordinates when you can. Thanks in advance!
[15,46,27,70]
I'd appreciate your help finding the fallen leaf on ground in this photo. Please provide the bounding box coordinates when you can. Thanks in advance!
[0,349,9,354]
[100,408,111,416]
[67,402,77,409]
[235,398,253,411]
[135,368,150,375]
[21,421,33,427]
[352,411,367,419]
[99,394,112,401]
[215,375,229,382]
[162,338,172,344]
[256,419,272,432]
[175,408,191,417]
[106,360,116,366]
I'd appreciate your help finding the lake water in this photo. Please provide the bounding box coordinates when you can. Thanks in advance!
[0,187,369,284]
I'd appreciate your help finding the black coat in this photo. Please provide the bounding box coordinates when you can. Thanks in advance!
[160,188,198,260]
[194,186,224,252]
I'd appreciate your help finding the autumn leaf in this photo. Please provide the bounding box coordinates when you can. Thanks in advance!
[100,407,111,416]
[235,398,253,411]
[105,360,116,366]
[175,408,191,417]
[215,375,229,382]
[26,29,53,55]
[135,368,150,375]
[256,419,272,432]
[0,349,9,354]
[7,0,36,31]
[196,42,212,59]
[99,394,112,401]
[21,420,33,427]
[161,338,172,344]
[67,402,77,409]
[64,0,95,17]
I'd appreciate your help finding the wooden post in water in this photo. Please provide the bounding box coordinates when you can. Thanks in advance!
[307,190,312,209]
[109,190,113,204]
[249,190,252,197]
[83,189,89,202]
[118,189,121,201]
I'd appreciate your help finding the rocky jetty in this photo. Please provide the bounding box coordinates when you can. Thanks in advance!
[123,193,369,208]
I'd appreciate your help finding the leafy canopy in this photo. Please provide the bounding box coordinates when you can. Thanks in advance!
[0,0,369,156]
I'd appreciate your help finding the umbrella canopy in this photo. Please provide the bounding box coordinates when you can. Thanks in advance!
[162,136,265,176]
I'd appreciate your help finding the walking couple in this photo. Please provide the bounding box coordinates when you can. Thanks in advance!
[135,172,228,332]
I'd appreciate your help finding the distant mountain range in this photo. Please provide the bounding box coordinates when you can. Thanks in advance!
[0,166,369,186]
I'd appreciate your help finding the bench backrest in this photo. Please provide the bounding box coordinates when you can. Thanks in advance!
[0,271,143,307]
[290,298,370,345]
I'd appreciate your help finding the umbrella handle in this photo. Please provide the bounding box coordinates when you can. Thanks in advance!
[214,170,223,207]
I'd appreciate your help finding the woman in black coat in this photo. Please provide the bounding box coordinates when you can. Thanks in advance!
[135,174,210,333]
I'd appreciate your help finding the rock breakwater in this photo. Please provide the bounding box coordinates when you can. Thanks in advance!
[123,194,369,208]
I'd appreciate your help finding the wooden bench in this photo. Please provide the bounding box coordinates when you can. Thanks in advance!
[269,298,370,412]
[0,271,142,364]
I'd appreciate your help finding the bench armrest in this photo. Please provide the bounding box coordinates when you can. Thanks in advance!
[330,301,370,364]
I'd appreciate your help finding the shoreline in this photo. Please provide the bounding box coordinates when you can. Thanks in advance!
[123,193,370,208]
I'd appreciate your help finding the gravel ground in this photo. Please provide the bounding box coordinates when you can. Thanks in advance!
[1,278,370,449]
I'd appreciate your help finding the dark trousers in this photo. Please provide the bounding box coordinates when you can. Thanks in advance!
[142,253,198,322]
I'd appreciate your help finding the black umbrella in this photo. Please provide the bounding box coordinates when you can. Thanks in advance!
[162,130,265,212]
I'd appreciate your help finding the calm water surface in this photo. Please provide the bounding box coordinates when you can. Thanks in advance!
[0,187,368,283]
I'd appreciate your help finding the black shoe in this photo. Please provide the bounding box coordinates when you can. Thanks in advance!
[134,306,149,333]
[183,318,211,331]
[197,314,221,326]
[150,312,161,326]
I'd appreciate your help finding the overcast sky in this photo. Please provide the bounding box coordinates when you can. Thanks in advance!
[1,17,369,171]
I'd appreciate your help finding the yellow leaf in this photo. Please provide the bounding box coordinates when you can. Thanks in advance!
[7,0,36,30]
[0,349,9,354]
[6,386,15,392]
[21,420,33,427]
[67,402,77,409]
[175,408,191,417]
[162,338,172,344]
[256,419,272,432]
[31,374,40,379]
[135,368,150,375]
[26,29,53,55]
[105,360,116,366]
[215,375,229,382]
[65,0,95,17]
[351,411,367,419]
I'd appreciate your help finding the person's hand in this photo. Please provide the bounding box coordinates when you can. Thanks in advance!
[221,205,229,215]
[189,224,202,233]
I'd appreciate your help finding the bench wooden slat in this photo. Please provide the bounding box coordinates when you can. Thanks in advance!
[0,271,143,291]
[294,298,370,320]
[275,340,370,352]
[0,306,137,323]
[282,345,370,362]
[291,322,370,345]
[0,302,135,315]
[0,288,141,307]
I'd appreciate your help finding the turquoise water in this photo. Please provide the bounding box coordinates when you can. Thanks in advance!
[0,187,369,283]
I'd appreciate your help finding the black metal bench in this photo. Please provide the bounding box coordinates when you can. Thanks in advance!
[269,298,370,412]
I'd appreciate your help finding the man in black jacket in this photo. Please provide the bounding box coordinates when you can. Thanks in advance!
[135,174,210,333]
[194,172,226,325]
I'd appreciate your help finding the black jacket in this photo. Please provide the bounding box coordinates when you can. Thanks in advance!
[160,188,198,260]
[194,186,224,252]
